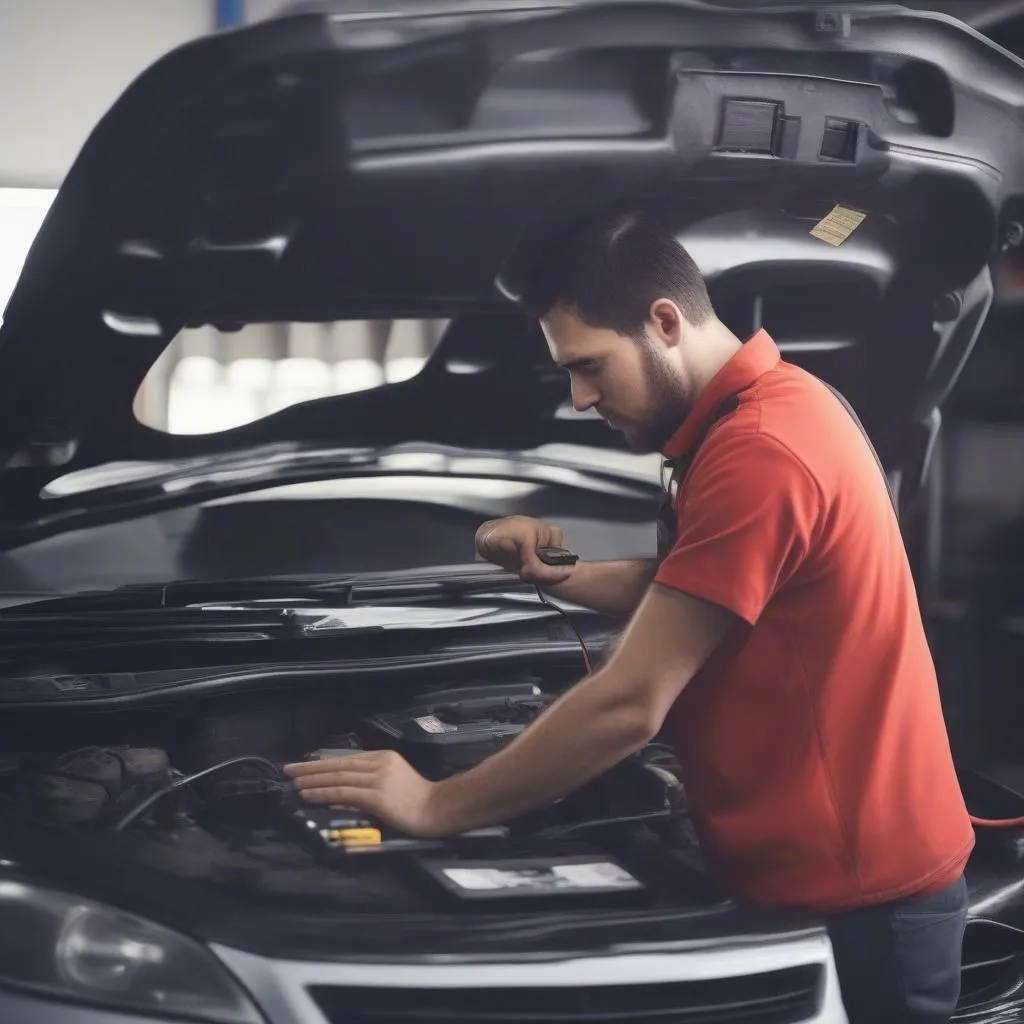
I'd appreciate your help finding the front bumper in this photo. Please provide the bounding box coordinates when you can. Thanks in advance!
[0,929,849,1023]
[213,930,849,1023]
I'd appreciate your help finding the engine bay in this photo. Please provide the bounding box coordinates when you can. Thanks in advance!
[0,672,724,915]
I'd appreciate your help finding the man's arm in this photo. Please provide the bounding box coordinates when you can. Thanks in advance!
[284,583,734,837]
[544,558,657,618]
[428,583,730,832]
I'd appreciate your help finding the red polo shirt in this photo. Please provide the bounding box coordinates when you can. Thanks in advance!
[655,329,974,911]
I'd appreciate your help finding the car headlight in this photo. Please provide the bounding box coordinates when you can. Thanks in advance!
[0,880,264,1023]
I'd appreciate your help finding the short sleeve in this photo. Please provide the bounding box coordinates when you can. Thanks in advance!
[654,432,821,625]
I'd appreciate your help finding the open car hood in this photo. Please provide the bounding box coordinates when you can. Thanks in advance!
[2,0,1024,530]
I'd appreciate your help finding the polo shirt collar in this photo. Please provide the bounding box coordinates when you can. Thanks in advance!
[662,328,780,461]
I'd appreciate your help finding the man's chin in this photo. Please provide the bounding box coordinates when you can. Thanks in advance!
[620,429,660,455]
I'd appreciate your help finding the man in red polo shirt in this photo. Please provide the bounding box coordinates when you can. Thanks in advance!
[285,209,973,1022]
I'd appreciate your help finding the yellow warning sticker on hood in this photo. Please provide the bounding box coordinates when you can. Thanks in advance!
[810,205,867,246]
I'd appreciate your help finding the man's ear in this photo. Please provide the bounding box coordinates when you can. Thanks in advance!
[648,298,686,349]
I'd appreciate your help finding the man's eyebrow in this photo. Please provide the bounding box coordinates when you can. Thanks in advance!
[557,357,594,371]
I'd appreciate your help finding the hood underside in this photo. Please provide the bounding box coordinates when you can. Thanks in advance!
[1,0,1024,527]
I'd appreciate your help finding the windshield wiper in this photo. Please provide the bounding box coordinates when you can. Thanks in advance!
[2,578,355,616]
[0,605,292,661]
[0,577,577,666]
[0,566,527,617]
[0,568,599,675]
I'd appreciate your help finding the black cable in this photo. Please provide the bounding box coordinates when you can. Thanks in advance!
[532,808,682,841]
[111,755,281,831]
[533,585,593,674]
[967,919,1024,936]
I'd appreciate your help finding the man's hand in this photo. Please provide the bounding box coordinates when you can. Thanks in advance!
[477,516,656,618]
[475,516,573,586]
[283,750,448,838]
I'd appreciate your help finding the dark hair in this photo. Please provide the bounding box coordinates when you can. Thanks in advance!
[518,207,714,339]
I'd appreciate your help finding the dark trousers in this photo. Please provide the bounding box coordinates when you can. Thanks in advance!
[826,875,968,1023]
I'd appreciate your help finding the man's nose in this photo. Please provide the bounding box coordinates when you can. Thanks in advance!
[571,377,599,413]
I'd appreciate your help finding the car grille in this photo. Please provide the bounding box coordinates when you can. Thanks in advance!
[307,964,823,1023]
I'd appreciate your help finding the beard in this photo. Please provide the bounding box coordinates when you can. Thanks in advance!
[619,334,694,454]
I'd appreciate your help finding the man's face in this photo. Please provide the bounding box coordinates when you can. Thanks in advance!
[540,304,694,454]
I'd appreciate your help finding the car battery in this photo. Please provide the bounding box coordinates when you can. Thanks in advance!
[358,682,554,778]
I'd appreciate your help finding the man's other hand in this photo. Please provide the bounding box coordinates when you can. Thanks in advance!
[283,750,448,838]
[475,515,574,585]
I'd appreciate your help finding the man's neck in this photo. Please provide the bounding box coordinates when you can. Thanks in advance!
[687,319,744,397]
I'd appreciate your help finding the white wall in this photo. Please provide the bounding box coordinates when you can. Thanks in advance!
[0,188,55,315]
[0,0,288,188]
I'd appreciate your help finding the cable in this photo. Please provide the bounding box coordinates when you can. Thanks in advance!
[967,776,1024,829]
[970,814,1024,829]
[534,585,593,674]
[532,808,681,841]
[967,919,1024,937]
[111,755,282,831]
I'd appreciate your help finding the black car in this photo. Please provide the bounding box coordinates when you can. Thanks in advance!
[0,2,1022,1022]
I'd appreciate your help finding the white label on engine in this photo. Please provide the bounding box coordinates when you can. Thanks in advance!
[443,868,509,890]
[551,863,638,888]
[414,715,456,734]
[442,861,640,892]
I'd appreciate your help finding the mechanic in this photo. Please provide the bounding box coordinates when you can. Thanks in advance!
[285,208,974,1023]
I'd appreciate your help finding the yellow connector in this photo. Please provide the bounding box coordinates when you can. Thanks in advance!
[324,827,382,846]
